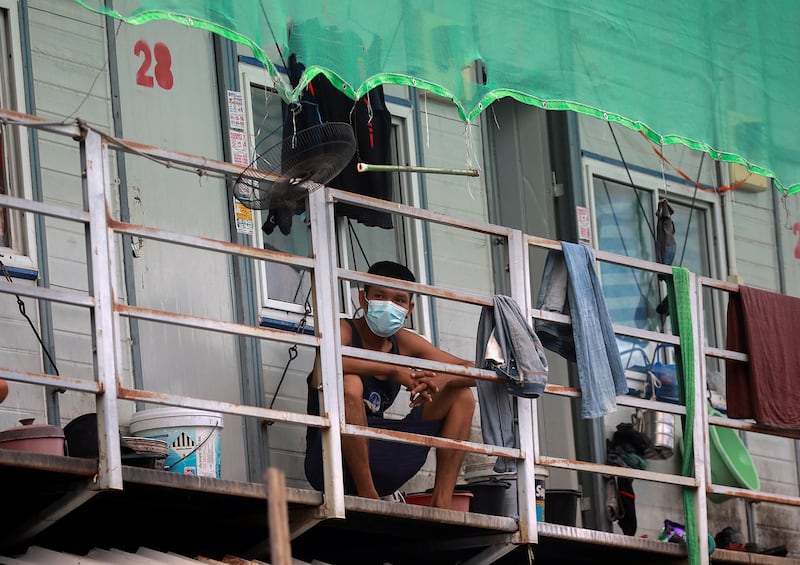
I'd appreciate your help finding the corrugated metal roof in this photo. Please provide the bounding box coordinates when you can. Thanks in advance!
[0,547,323,565]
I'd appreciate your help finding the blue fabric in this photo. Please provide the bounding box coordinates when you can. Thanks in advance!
[535,242,627,419]
[475,295,549,473]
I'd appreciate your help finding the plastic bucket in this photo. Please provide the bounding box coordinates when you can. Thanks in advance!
[460,479,511,515]
[535,469,548,522]
[129,408,223,477]
[545,489,581,526]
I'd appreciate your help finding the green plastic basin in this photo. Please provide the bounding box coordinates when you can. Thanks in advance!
[678,406,760,503]
[706,406,760,502]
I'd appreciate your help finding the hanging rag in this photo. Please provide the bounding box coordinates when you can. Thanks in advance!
[655,198,676,266]
[726,284,800,429]
[604,422,651,536]
[475,295,549,473]
[535,242,628,419]
[655,198,676,315]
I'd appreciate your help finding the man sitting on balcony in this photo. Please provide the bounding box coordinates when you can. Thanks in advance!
[305,260,476,509]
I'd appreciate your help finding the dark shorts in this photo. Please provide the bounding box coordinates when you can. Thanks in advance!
[304,405,443,496]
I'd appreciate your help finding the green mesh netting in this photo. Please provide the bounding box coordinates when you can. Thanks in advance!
[74,0,800,194]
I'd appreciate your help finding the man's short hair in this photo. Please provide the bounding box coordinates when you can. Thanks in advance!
[364,261,416,296]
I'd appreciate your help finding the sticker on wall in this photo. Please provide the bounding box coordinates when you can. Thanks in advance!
[227,90,246,131]
[233,199,254,235]
[229,130,250,166]
[576,206,592,242]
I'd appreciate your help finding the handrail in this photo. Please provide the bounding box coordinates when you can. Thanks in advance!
[0,112,795,559]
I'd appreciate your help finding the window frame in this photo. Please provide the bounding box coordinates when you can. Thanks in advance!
[0,0,36,275]
[582,155,727,361]
[238,62,432,339]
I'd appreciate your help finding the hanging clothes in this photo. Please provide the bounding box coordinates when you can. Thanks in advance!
[308,71,394,229]
[474,295,549,473]
[605,422,651,536]
[535,242,628,419]
[726,285,800,429]
[271,54,394,235]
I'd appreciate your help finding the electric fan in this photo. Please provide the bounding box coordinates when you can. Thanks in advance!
[233,122,356,210]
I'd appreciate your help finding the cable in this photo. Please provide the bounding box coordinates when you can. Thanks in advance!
[63,20,123,123]
[607,123,655,239]
[346,217,372,269]
[600,179,653,310]
[0,257,61,382]
[677,152,705,267]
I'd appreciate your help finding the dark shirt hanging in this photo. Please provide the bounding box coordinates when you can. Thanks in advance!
[273,54,394,233]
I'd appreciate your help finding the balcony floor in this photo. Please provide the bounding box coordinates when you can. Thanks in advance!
[0,450,797,565]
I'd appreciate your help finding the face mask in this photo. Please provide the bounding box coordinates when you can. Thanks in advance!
[364,299,408,337]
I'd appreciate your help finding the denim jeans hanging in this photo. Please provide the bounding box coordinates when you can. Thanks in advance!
[535,242,627,419]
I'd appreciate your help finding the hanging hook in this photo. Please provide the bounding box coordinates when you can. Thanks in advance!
[782,192,793,230]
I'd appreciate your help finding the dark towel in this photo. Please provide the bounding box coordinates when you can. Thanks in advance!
[726,285,800,428]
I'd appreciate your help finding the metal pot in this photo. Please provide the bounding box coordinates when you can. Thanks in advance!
[641,410,674,460]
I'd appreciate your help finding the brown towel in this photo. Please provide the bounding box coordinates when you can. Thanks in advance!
[726,285,800,428]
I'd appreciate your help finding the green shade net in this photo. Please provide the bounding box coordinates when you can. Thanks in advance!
[75,0,800,194]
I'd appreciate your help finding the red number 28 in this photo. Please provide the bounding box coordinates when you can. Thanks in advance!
[135,40,173,90]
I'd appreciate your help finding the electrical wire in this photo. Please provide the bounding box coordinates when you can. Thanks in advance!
[63,20,123,123]
[607,122,655,239]
[0,257,61,382]
[677,152,705,267]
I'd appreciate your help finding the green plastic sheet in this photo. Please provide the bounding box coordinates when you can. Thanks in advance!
[75,0,800,194]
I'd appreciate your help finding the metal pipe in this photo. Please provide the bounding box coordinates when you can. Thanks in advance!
[104,1,145,407]
[357,161,479,177]
[343,424,522,459]
[538,456,698,487]
[18,0,60,426]
[119,386,329,428]
[770,180,800,540]
[82,131,123,490]
[0,368,102,393]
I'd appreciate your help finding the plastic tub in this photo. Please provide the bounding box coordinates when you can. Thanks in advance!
[678,406,760,503]
[0,420,65,456]
[707,406,760,502]
[405,491,473,512]
[129,408,223,477]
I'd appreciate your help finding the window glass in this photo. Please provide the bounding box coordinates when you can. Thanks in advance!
[594,176,659,331]
[248,83,313,310]
[592,171,719,361]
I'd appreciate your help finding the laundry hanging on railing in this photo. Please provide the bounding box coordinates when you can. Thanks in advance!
[535,242,628,419]
[726,285,800,429]
[475,294,549,473]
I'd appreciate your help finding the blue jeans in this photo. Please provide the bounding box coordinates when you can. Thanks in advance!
[535,242,628,419]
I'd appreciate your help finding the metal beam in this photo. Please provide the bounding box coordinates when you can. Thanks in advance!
[83,130,122,491]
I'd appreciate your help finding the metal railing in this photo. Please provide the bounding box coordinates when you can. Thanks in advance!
[1,109,798,563]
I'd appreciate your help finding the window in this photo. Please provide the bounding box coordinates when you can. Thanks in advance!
[239,64,429,333]
[585,156,724,356]
[0,1,35,273]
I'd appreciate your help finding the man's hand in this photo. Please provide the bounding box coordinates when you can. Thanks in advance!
[408,368,457,407]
